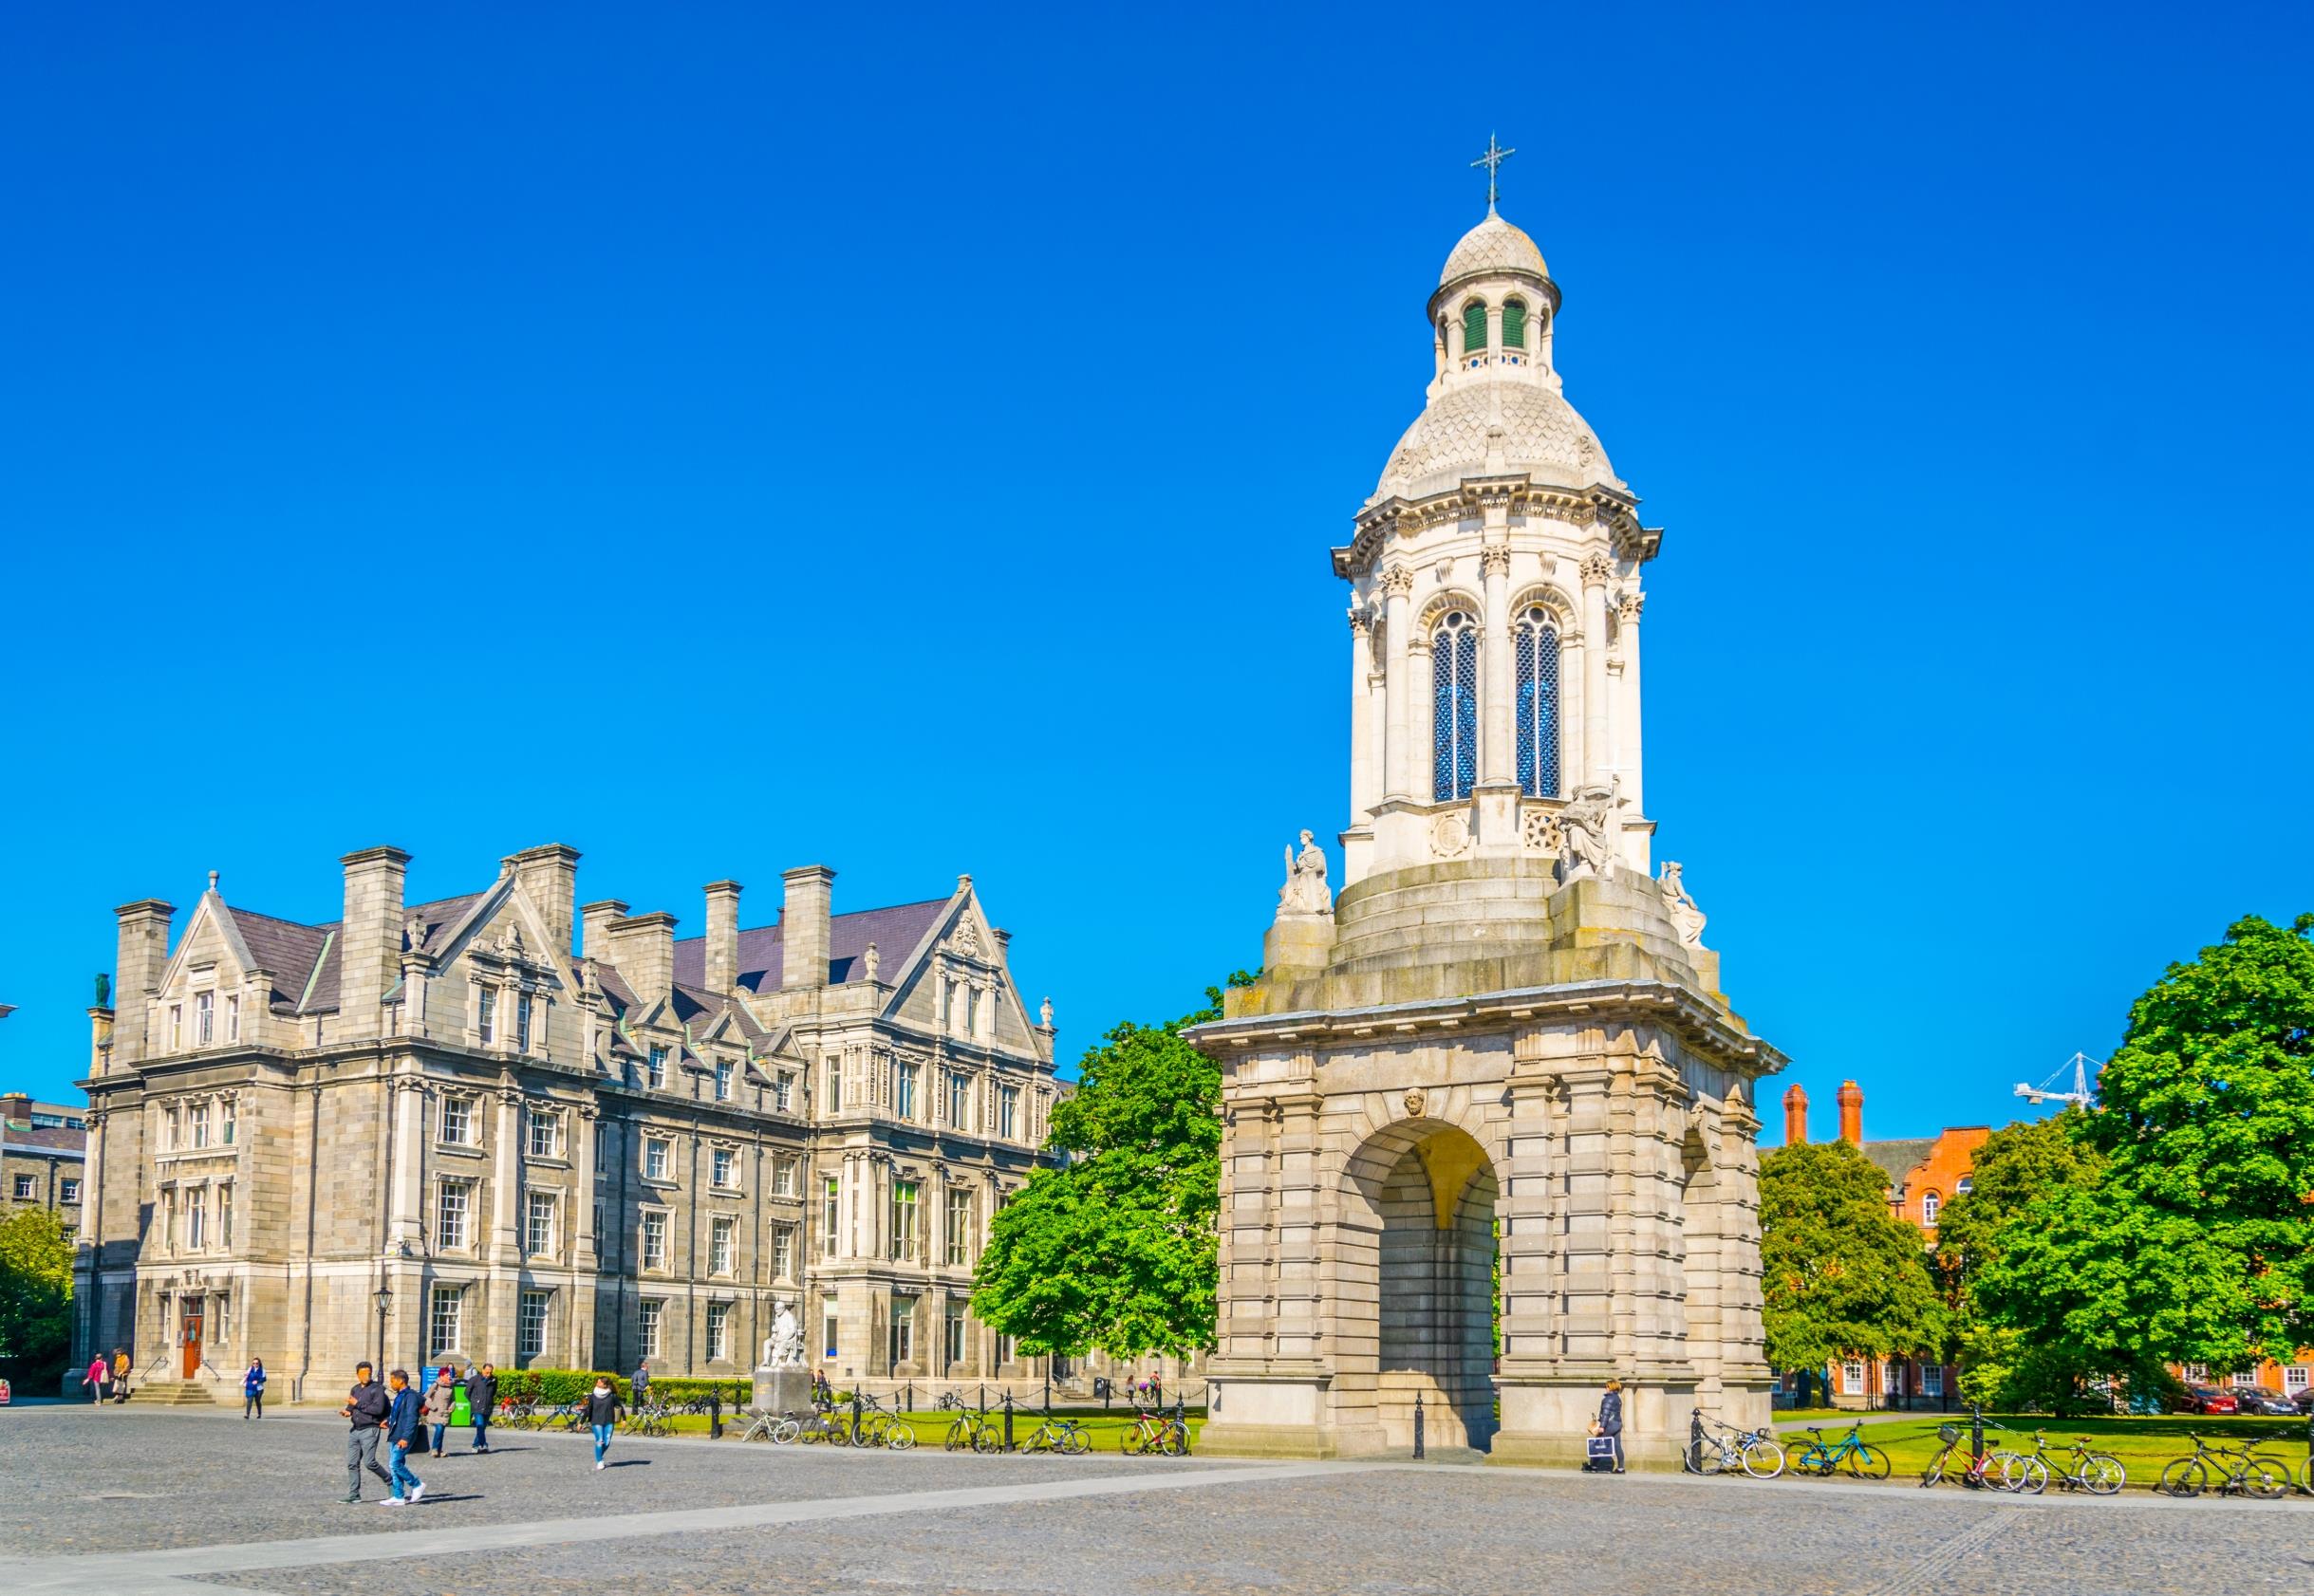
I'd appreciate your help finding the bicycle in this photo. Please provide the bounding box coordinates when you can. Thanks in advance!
[1020,1414,1092,1456]
[1919,1422,2002,1490]
[1120,1400,1189,1457]
[2158,1432,2290,1500]
[846,1391,916,1451]
[1683,1409,1785,1479]
[738,1405,795,1443]
[1789,1420,1891,1481]
[1994,1429,2126,1496]
[942,1405,1001,1453]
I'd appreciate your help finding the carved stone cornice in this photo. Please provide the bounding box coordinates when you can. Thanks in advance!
[1334,476,1652,580]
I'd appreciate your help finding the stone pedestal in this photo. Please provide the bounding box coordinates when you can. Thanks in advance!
[752,1366,812,1417]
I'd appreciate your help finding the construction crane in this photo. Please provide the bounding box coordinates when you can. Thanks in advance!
[2015,1051,2099,1108]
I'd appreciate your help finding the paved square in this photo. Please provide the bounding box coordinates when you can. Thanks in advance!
[0,1407,2306,1594]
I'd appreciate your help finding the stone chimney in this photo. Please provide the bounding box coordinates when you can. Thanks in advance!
[606,911,678,1010]
[112,899,177,1064]
[1782,1083,1808,1146]
[780,866,834,991]
[1837,1080,1864,1145]
[704,881,743,993]
[340,847,410,1037]
[579,900,628,964]
[508,844,580,956]
[0,1091,29,1128]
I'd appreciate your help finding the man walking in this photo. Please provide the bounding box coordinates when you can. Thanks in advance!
[465,1362,498,1454]
[340,1363,394,1503]
[632,1360,650,1406]
[382,1368,426,1506]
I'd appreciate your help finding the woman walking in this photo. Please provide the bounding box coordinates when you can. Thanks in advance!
[586,1376,622,1470]
[82,1352,111,1406]
[243,1357,268,1420]
[1596,1378,1626,1475]
[421,1366,458,1458]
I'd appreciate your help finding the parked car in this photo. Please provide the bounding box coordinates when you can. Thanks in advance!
[2293,1385,2314,1414]
[2230,1386,2299,1416]
[2178,1385,2240,1415]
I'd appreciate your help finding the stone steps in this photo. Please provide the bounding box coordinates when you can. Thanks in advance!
[133,1381,223,1406]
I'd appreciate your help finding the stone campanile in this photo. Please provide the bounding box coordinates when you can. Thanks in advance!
[1188,156,1787,1467]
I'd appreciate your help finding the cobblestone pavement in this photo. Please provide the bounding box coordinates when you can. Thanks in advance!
[1,1406,2307,1594]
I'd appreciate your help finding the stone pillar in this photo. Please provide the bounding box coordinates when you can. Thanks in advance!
[1615,591,1645,815]
[703,880,742,993]
[1579,553,1613,789]
[780,866,834,990]
[339,847,409,1041]
[1380,566,1415,800]
[387,1074,423,1250]
[1347,607,1376,818]
[1716,1086,1772,1423]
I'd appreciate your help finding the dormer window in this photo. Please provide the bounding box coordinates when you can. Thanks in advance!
[646,1046,666,1089]
[1502,298,1527,350]
[1461,299,1488,357]
[714,1060,734,1102]
[196,992,215,1046]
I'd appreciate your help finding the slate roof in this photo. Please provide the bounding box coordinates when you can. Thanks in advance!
[2,1123,86,1153]
[1859,1138,1936,1196]
[670,898,951,991]
[229,892,486,1015]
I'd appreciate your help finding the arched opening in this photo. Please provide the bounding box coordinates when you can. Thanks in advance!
[1514,605,1560,797]
[1431,611,1478,802]
[1502,297,1527,349]
[1340,1121,1500,1453]
[1461,298,1489,358]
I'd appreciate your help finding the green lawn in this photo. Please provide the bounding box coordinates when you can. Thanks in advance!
[615,1406,1212,1450]
[1783,1414,2311,1491]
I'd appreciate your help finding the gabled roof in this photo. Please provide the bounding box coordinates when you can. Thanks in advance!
[671,898,951,991]
[226,907,336,1013]
[1859,1138,1937,1195]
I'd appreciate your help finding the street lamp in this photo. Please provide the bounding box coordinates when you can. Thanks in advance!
[373,1284,392,1375]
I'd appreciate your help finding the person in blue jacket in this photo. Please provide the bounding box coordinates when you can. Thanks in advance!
[382,1368,427,1505]
[242,1358,267,1420]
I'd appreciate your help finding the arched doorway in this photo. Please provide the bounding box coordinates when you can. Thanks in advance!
[1339,1120,1500,1453]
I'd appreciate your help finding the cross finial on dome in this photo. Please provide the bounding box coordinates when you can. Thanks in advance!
[1471,133,1515,214]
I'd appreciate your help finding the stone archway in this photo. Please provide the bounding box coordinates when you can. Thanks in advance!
[1338,1119,1500,1453]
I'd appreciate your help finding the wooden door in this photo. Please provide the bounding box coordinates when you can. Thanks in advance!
[180,1301,203,1378]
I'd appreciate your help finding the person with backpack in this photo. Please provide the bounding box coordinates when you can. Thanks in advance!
[242,1357,267,1420]
[82,1353,111,1406]
[420,1365,457,1457]
[586,1376,622,1470]
[464,1362,498,1454]
[382,1368,426,1505]
[339,1362,394,1503]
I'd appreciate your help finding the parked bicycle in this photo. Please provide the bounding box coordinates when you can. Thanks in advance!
[1789,1420,1891,1481]
[1020,1413,1092,1456]
[1994,1429,2126,1496]
[1121,1399,1189,1457]
[2158,1432,2290,1500]
[1684,1409,1785,1479]
[942,1403,1001,1454]
[846,1390,917,1451]
[1920,1421,2003,1490]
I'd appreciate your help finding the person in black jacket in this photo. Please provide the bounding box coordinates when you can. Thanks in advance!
[339,1363,394,1504]
[1597,1379,1625,1474]
[465,1363,498,1454]
[383,1368,426,1505]
[586,1377,623,1470]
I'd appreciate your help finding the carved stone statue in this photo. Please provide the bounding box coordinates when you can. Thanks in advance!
[1038,996,1054,1029]
[1277,829,1334,916]
[1557,779,1622,882]
[94,972,111,1009]
[760,1300,803,1369]
[863,941,880,983]
[1658,861,1708,947]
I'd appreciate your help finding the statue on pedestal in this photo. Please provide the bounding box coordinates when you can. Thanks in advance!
[1277,829,1334,917]
[1558,779,1622,882]
[1658,861,1708,947]
[760,1299,803,1369]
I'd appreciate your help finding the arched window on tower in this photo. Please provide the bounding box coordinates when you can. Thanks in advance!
[1431,611,1479,802]
[1461,300,1489,359]
[1502,299,1527,350]
[1514,606,1560,798]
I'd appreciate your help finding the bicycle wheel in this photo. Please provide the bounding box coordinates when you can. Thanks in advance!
[944,1417,970,1452]
[773,1417,801,1444]
[1847,1443,1891,1482]
[1993,1453,2045,1494]
[1741,1437,1786,1480]
[1162,1421,1189,1457]
[971,1420,1000,1455]
[1064,1423,1092,1457]
[2159,1457,2207,1498]
[1794,1447,1831,1477]
[2242,1460,2289,1501]
[886,1420,916,1452]
[2080,1453,2125,1496]
[1689,1438,1721,1475]
[2249,1454,2300,1494]
[1122,1423,1149,1457]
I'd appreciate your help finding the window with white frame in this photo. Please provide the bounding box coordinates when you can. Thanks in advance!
[169,1004,182,1049]
[896,1060,919,1121]
[1924,1364,1944,1397]
[186,1186,207,1249]
[888,1180,918,1262]
[823,1177,840,1257]
[641,1211,667,1271]
[61,1177,82,1203]
[1842,1359,1866,1396]
[1955,1176,1973,1194]
[947,1071,970,1129]
[519,1290,550,1358]
[219,1183,233,1248]
[773,1155,797,1197]
[221,1097,235,1144]
[714,1060,733,1101]
[516,992,534,1052]
[190,1101,212,1149]
[822,1308,839,1360]
[772,1221,796,1280]
[213,1292,231,1349]
[526,1190,556,1255]
[712,1147,737,1189]
[707,1301,732,1363]
[710,1216,735,1275]
[476,988,495,1045]
[825,1055,843,1113]
[639,1298,664,1359]
[946,1190,971,1268]
[527,1106,560,1159]
[441,1095,474,1146]
[1431,609,1480,802]
[1515,605,1562,797]
[773,1072,793,1113]
[646,1046,666,1089]
[2286,1366,2309,1392]
[998,1086,1018,1141]
[196,991,215,1046]
[430,1284,464,1357]
[1921,1192,1941,1227]
[11,1174,34,1200]
[162,1187,177,1251]
[163,1104,179,1150]
[644,1138,669,1181]
[437,1180,472,1250]
[226,994,240,1042]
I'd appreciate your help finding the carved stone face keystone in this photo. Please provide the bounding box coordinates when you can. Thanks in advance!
[1403,1089,1426,1118]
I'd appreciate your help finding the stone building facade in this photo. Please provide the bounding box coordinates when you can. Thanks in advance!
[1188,186,1787,1467]
[71,846,1063,1401]
[2,1092,87,1223]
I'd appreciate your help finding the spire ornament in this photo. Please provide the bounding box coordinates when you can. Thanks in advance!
[1471,133,1516,213]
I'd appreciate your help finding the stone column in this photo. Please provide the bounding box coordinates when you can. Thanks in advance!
[492,1092,522,1261]
[1379,566,1415,799]
[1580,553,1614,789]
[1347,606,1376,817]
[1615,590,1645,815]
[387,1074,423,1250]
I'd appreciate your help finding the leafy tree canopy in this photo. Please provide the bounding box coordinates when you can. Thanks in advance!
[969,975,1248,1359]
[1758,1138,1946,1375]
[0,1206,76,1366]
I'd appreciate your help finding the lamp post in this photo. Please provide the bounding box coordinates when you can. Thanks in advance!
[373,1284,392,1375]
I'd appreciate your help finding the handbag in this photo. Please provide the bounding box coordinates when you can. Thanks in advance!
[1585,1435,1617,1461]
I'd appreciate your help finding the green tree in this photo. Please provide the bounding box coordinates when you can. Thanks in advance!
[1758,1139,1946,1382]
[1977,914,2314,1392]
[0,1206,76,1372]
[970,976,1246,1358]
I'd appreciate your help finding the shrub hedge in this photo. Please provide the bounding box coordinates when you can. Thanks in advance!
[490,1368,750,1406]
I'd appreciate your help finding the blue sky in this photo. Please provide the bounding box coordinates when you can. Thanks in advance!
[2,2,2307,1143]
